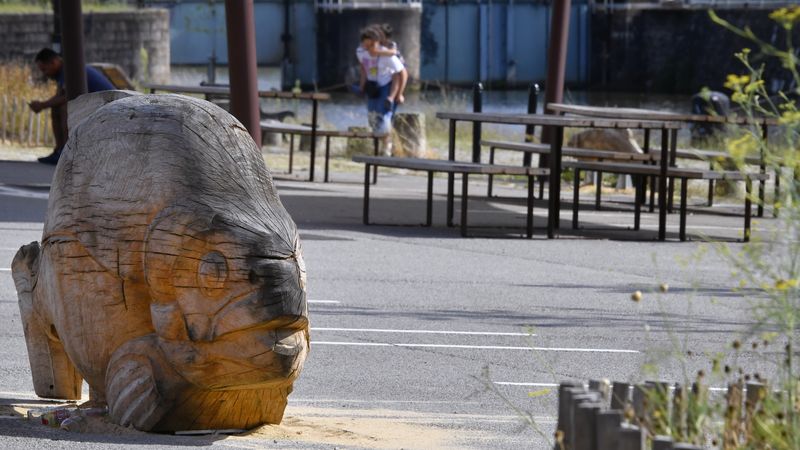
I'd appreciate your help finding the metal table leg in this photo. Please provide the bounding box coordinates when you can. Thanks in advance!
[447,119,456,227]
[460,173,469,237]
[363,164,371,225]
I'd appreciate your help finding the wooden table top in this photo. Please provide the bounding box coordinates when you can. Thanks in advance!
[143,83,331,101]
[547,103,779,126]
[435,111,682,130]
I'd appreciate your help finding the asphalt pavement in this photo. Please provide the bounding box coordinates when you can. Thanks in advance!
[0,158,773,449]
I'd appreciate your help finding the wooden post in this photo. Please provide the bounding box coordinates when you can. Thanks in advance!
[10,97,17,144]
[224,0,261,146]
[672,383,687,442]
[611,382,630,411]
[555,383,583,450]
[687,382,708,441]
[618,425,646,450]
[724,381,743,450]
[595,410,623,450]
[27,109,35,146]
[632,384,647,429]
[1,95,7,143]
[35,111,42,146]
[744,382,765,440]
[589,379,611,406]
[652,435,674,450]
[573,401,602,450]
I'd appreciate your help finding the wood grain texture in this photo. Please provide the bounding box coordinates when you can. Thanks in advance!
[11,92,309,431]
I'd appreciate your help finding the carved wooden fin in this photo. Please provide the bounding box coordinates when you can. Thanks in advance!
[12,242,83,400]
[105,334,182,431]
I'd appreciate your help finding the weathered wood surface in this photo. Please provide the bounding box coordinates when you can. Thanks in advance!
[144,83,331,101]
[11,92,308,432]
[261,121,385,139]
[352,155,549,176]
[547,102,780,126]
[67,90,140,130]
[482,140,656,162]
[436,111,683,130]
[564,160,769,181]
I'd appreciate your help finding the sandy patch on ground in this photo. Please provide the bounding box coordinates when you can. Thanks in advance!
[4,400,480,449]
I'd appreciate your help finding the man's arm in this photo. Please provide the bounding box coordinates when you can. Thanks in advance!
[396,68,409,104]
[29,92,67,113]
[359,64,366,94]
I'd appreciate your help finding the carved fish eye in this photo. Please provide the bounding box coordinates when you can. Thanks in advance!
[198,251,228,295]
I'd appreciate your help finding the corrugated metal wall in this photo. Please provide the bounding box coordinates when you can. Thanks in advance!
[419,2,589,86]
[158,0,589,86]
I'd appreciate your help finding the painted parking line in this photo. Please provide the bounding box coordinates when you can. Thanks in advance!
[308,300,340,304]
[312,327,535,337]
[312,341,639,353]
[0,268,9,272]
[493,381,728,392]
[0,186,49,200]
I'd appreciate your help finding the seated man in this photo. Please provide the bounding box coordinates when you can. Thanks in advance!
[29,48,115,165]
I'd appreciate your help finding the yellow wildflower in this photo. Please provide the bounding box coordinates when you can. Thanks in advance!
[779,110,800,125]
[775,279,798,291]
[724,74,750,90]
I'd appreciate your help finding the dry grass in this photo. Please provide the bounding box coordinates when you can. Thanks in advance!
[0,63,57,147]
[0,1,132,13]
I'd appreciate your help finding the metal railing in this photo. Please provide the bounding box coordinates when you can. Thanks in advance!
[315,0,422,11]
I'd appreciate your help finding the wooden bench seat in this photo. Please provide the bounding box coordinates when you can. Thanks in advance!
[563,160,768,241]
[352,156,548,238]
[262,122,385,183]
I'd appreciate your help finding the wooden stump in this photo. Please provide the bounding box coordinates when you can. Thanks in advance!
[392,112,427,158]
[346,126,374,156]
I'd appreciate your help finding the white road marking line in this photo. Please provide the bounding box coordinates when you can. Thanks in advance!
[312,341,639,353]
[493,382,728,392]
[0,268,9,272]
[0,186,49,200]
[308,300,340,304]
[312,327,535,337]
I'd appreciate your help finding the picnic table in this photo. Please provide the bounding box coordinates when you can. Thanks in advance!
[260,121,385,183]
[547,103,780,217]
[435,111,683,240]
[142,83,331,181]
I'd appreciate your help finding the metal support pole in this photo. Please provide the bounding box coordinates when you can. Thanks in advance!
[225,0,261,147]
[324,136,330,183]
[426,171,434,226]
[527,175,535,238]
[309,100,318,181]
[363,164,370,225]
[547,126,564,238]
[460,173,469,237]
[523,83,540,167]
[658,129,669,241]
[680,178,688,241]
[572,169,580,229]
[758,124,767,217]
[539,0,572,163]
[61,0,87,101]
[447,119,456,227]
[472,83,483,163]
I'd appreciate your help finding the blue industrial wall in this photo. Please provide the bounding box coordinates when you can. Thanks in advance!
[419,2,589,85]
[152,0,589,86]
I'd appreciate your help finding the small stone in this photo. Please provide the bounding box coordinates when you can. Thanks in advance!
[659,283,669,293]
[631,291,643,302]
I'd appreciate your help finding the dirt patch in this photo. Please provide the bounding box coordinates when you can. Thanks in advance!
[237,406,466,449]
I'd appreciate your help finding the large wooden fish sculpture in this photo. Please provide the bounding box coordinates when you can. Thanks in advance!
[11,93,309,431]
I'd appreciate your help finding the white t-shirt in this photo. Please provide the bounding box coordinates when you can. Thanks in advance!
[356,46,404,87]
